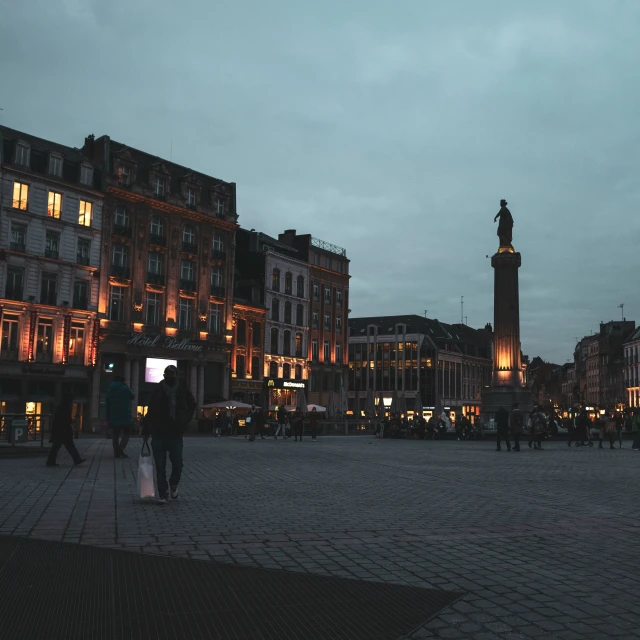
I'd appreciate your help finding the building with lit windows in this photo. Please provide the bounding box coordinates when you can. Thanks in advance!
[624,327,640,409]
[348,315,492,420]
[0,126,103,431]
[82,135,237,427]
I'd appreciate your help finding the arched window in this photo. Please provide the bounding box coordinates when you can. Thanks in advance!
[296,276,304,298]
[270,328,279,355]
[285,272,292,295]
[272,268,280,292]
[284,301,292,324]
[295,364,302,380]
[283,330,291,356]
[296,304,303,326]
[271,299,279,322]
[295,333,303,358]
[283,363,291,379]
[269,361,278,378]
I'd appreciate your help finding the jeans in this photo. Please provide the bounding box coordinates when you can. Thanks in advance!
[275,423,286,437]
[47,439,82,465]
[151,435,183,499]
[111,424,131,456]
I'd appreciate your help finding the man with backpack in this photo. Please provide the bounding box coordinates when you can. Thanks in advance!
[143,365,196,505]
[509,403,524,452]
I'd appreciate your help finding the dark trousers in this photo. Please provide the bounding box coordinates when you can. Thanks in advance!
[247,420,255,441]
[496,431,510,450]
[512,433,520,450]
[151,435,184,499]
[310,425,317,440]
[112,424,131,456]
[294,423,303,440]
[632,431,640,449]
[47,438,82,465]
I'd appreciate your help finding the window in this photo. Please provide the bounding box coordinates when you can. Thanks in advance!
[337,261,343,274]
[49,155,62,177]
[271,299,280,322]
[285,272,292,295]
[283,330,291,356]
[311,371,319,392]
[146,292,161,326]
[313,283,319,301]
[40,272,57,305]
[237,320,247,345]
[186,188,196,206]
[312,310,319,330]
[178,297,192,330]
[209,303,222,335]
[69,323,85,360]
[283,363,291,379]
[253,322,262,346]
[80,165,93,185]
[252,356,261,380]
[313,253,319,266]
[269,361,278,378]
[77,238,91,265]
[336,342,342,364]
[324,312,331,332]
[295,364,302,380]
[153,176,165,196]
[336,316,342,334]
[36,319,53,360]
[114,206,129,227]
[78,200,92,226]
[295,333,303,357]
[148,251,163,274]
[324,341,331,363]
[297,276,304,297]
[213,233,224,253]
[5,267,24,300]
[270,328,279,355]
[210,267,223,288]
[10,224,26,252]
[180,259,194,282]
[284,301,292,325]
[12,182,28,210]
[326,256,332,270]
[73,280,88,309]
[236,354,246,379]
[109,286,125,321]
[182,225,196,246]
[150,215,163,237]
[296,304,304,326]
[45,231,59,259]
[15,143,30,166]
[214,197,225,218]
[312,340,318,361]
[112,244,128,267]
[272,268,280,292]
[324,286,331,303]
[1,315,19,355]
[117,165,130,185]
[336,289,343,307]
[48,191,62,218]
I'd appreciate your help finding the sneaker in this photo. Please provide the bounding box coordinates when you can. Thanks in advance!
[157,496,168,505]
[170,486,179,500]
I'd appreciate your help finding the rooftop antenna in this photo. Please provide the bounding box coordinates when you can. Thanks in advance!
[460,296,464,324]
[618,303,624,321]
[423,309,428,318]
[465,316,468,325]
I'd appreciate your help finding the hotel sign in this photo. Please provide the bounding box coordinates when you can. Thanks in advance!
[126,333,204,353]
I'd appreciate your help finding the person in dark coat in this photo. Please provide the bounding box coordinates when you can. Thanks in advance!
[293,409,304,442]
[105,375,134,458]
[246,405,260,442]
[495,407,511,451]
[509,403,524,452]
[143,365,196,504]
[46,394,86,467]
[308,407,319,441]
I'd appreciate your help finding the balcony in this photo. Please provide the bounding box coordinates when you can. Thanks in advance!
[179,279,196,292]
[73,297,88,310]
[44,248,59,259]
[110,264,130,279]
[146,272,165,286]
[209,285,225,297]
[0,348,18,361]
[211,249,226,261]
[181,242,197,254]
[76,254,90,266]
[113,224,131,238]
[5,286,23,302]
[41,291,57,306]
[149,234,166,247]
[36,350,53,363]
[10,242,25,253]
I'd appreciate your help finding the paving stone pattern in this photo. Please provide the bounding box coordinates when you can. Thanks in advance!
[0,436,639,639]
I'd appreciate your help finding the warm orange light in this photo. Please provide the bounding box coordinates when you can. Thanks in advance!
[133,322,143,333]
[199,331,208,340]
[165,327,177,337]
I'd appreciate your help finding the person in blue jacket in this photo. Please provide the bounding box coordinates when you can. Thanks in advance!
[105,375,134,458]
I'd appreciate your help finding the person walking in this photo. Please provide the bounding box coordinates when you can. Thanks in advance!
[509,403,524,451]
[274,405,288,439]
[495,406,511,451]
[308,407,319,441]
[246,405,259,442]
[46,395,86,467]
[616,412,624,449]
[143,365,196,505]
[105,374,134,458]
[293,408,304,441]
[529,406,548,450]
[632,409,640,451]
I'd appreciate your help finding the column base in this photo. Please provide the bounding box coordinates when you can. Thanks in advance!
[482,386,534,421]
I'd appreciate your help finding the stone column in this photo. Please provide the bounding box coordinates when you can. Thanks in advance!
[197,363,205,411]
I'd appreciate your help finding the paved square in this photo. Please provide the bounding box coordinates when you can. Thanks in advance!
[1,436,639,639]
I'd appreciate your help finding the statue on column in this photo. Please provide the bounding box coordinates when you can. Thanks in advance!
[494,199,514,249]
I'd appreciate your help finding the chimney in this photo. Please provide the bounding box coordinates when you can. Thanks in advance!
[485,323,493,333]
[278,229,297,246]
[83,134,95,159]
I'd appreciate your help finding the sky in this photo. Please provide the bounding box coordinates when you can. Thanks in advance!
[1,0,639,362]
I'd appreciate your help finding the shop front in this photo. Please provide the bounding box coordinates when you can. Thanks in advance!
[264,377,308,411]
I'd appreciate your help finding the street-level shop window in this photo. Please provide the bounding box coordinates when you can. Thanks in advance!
[109,286,125,321]
[12,182,28,210]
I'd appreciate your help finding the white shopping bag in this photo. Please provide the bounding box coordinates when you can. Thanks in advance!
[137,441,156,499]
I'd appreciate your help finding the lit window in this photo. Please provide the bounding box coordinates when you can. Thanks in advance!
[78,200,92,226]
[48,191,62,218]
[15,143,30,166]
[69,323,85,360]
[153,176,165,196]
[186,188,196,206]
[80,165,93,185]
[12,182,28,210]
[146,292,161,326]
[295,333,303,358]
[0,314,19,355]
[109,286,125,321]
[49,155,62,177]
[36,319,54,359]
[178,297,192,330]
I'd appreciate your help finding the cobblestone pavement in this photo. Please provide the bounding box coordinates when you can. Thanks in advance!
[1,436,639,639]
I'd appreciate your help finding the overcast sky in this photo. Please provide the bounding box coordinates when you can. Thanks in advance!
[2,0,639,362]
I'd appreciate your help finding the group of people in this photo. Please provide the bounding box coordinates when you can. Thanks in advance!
[565,408,640,450]
[494,403,547,451]
[264,404,320,442]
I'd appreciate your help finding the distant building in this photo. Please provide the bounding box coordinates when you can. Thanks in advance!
[624,327,640,409]
[0,126,103,431]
